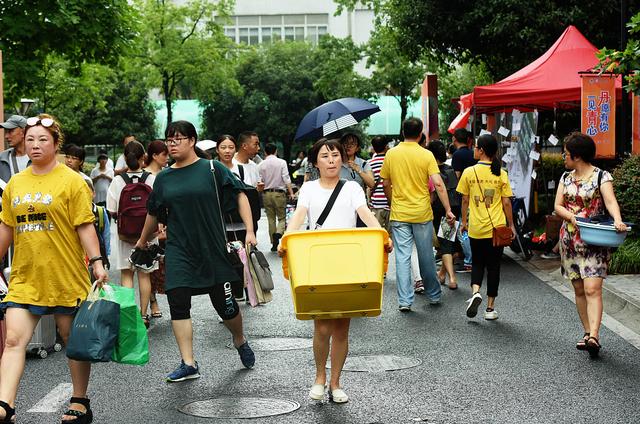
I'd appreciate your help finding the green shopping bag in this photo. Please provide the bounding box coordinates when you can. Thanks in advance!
[109,285,149,365]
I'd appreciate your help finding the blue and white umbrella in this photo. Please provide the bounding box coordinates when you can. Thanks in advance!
[294,97,381,141]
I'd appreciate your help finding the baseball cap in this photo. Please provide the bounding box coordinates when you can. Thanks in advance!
[0,115,27,130]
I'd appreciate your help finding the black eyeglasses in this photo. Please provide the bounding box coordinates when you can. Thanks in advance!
[165,136,189,146]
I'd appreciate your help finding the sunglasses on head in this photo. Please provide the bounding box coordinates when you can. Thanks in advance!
[26,117,54,128]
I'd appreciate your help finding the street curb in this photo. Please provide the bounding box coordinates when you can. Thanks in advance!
[504,250,640,350]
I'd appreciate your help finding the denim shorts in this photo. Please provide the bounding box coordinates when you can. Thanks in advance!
[0,302,77,316]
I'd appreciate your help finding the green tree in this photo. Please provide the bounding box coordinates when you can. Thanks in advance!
[42,58,157,146]
[365,27,427,135]
[134,0,234,127]
[597,12,640,95]
[202,38,371,161]
[0,0,135,103]
[337,0,638,81]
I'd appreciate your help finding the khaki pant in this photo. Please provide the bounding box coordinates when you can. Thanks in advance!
[263,191,287,243]
[372,208,390,233]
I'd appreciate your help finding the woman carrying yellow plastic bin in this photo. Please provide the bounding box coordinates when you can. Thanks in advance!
[278,138,392,404]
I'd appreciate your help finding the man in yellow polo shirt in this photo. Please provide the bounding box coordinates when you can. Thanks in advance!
[380,117,456,310]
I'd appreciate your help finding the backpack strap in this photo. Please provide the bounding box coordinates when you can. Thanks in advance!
[597,169,603,188]
[315,179,346,229]
[238,164,245,181]
[139,171,151,184]
[120,173,132,185]
[96,205,105,233]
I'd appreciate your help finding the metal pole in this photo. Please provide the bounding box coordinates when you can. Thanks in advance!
[620,0,629,156]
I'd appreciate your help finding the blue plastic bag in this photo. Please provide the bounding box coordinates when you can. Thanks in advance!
[66,283,120,362]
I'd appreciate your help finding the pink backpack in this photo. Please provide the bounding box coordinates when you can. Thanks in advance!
[117,172,152,242]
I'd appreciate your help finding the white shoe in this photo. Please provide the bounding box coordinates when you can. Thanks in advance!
[309,384,325,400]
[483,309,498,320]
[466,292,482,318]
[329,388,349,403]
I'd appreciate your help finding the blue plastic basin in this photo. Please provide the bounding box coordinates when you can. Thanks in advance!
[575,218,633,248]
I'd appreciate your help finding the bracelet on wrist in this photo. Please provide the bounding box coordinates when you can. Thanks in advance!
[88,256,103,265]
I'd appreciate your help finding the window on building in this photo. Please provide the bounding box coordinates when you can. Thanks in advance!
[224,27,236,42]
[249,27,259,45]
[262,27,272,44]
[284,14,305,25]
[295,27,305,41]
[261,15,282,26]
[284,26,294,41]
[238,27,249,44]
[238,15,259,26]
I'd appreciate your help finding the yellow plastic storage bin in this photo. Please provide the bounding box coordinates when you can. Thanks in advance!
[281,228,389,320]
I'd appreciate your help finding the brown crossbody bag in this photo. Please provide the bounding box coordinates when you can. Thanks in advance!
[472,167,512,247]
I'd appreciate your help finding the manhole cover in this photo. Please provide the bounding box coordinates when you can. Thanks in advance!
[179,397,300,419]
[328,355,421,372]
[226,337,312,351]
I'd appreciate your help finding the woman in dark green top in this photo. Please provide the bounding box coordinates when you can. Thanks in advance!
[136,121,257,382]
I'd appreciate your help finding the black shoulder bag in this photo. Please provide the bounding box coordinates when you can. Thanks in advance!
[314,179,346,229]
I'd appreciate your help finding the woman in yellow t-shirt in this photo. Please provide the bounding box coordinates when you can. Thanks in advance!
[457,134,515,321]
[0,114,108,424]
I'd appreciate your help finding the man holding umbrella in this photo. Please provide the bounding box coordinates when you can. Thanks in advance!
[380,117,456,311]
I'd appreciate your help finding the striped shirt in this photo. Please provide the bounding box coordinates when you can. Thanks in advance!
[368,153,389,210]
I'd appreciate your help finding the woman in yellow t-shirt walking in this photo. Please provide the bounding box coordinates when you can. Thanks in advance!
[0,114,108,423]
[457,134,515,320]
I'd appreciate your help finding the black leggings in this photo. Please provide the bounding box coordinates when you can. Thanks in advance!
[470,237,504,298]
[167,285,240,321]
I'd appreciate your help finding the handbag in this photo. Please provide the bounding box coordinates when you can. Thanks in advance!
[66,283,120,363]
[472,167,512,247]
[210,161,246,282]
[248,245,274,291]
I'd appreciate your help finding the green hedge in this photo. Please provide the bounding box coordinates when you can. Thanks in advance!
[610,237,640,274]
[612,155,640,235]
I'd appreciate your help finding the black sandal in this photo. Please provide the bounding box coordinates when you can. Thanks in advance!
[586,336,601,358]
[62,397,92,424]
[0,401,15,423]
[576,332,590,351]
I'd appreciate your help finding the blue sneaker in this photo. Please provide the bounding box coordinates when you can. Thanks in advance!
[166,360,200,382]
[236,341,255,369]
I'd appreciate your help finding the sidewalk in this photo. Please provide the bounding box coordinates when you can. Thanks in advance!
[505,250,640,338]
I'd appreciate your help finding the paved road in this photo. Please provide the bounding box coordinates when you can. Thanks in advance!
[15,220,640,423]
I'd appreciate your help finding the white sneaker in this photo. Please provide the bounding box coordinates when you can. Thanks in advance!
[329,388,349,403]
[483,309,498,320]
[466,292,482,318]
[309,384,325,401]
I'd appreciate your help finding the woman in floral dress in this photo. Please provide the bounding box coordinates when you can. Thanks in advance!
[554,132,627,357]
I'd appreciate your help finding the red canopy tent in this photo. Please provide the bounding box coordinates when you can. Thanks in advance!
[449,25,622,132]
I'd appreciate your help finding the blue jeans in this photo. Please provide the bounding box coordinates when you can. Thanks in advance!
[458,227,472,266]
[390,220,441,306]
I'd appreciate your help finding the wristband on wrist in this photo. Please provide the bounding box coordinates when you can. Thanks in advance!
[88,256,103,265]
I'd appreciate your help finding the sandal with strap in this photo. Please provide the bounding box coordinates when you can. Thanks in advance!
[576,332,590,351]
[0,401,15,423]
[586,336,601,358]
[62,397,92,424]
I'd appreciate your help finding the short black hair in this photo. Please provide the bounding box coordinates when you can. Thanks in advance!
[264,143,277,155]
[447,143,456,155]
[65,144,85,162]
[564,132,596,164]
[371,135,388,154]
[427,140,447,163]
[166,120,197,141]
[309,138,345,165]
[402,117,423,139]
[453,128,470,145]
[238,131,258,146]
[340,133,361,147]
[124,140,146,171]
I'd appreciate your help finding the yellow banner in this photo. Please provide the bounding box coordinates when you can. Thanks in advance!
[581,75,616,158]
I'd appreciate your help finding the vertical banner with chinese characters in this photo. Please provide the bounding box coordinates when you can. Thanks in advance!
[633,94,640,155]
[581,75,616,158]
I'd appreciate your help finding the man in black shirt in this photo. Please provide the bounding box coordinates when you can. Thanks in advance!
[450,128,476,273]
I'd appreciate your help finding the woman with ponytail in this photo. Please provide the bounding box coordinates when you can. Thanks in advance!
[107,140,157,328]
[456,134,515,320]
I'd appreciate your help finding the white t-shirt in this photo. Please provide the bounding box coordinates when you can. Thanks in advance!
[232,156,261,187]
[297,180,366,230]
[14,155,30,174]
[90,166,115,204]
[115,154,126,171]
[106,171,156,214]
